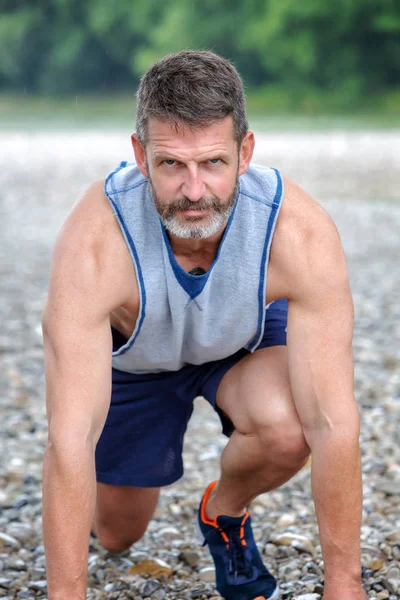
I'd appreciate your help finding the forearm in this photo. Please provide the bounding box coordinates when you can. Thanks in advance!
[310,428,363,585]
[42,440,96,600]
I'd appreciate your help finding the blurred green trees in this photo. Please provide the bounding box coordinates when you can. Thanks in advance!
[0,0,399,110]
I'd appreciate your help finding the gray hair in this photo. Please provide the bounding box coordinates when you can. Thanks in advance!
[136,50,248,145]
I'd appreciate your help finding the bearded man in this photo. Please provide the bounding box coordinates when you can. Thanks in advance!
[42,50,367,600]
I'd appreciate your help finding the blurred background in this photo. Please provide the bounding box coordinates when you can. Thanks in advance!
[0,0,399,127]
[0,2,400,599]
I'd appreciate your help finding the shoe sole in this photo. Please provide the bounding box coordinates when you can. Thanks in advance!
[252,584,280,600]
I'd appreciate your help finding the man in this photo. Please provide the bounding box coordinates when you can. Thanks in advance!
[42,50,367,600]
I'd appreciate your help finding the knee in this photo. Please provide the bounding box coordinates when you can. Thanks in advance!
[257,418,310,469]
[96,522,147,553]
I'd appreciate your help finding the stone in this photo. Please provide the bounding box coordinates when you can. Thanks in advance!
[128,559,173,578]
[140,580,161,597]
[276,513,297,528]
[369,559,385,571]
[385,530,400,543]
[169,503,182,516]
[379,481,400,496]
[6,523,34,544]
[0,533,21,550]
[383,568,399,595]
[180,550,201,568]
[272,533,315,555]
[155,526,181,541]
[385,566,400,581]
[198,567,215,583]
[264,542,279,557]
[7,558,26,571]
[27,581,47,592]
[0,581,10,590]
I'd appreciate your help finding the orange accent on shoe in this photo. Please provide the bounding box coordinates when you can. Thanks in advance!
[240,512,250,545]
[220,530,229,545]
[253,597,267,600]
[200,480,249,547]
[200,481,219,527]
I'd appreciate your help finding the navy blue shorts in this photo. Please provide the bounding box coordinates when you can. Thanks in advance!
[95,299,288,488]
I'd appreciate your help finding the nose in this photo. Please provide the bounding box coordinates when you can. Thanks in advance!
[181,167,206,202]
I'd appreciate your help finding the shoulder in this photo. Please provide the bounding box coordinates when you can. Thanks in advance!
[268,176,350,304]
[47,179,134,315]
[60,179,118,245]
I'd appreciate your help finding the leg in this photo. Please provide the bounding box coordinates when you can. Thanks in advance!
[94,361,197,552]
[207,346,310,518]
[93,482,160,553]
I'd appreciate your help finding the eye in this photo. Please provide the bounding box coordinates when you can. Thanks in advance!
[163,159,177,166]
[208,158,222,165]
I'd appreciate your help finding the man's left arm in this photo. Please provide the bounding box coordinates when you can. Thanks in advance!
[283,206,367,599]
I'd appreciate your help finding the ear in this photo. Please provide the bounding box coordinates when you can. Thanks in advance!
[238,131,255,176]
[131,133,148,178]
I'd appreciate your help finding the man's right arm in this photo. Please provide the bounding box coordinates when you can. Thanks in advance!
[42,183,131,600]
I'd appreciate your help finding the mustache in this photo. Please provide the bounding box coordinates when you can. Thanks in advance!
[161,196,225,217]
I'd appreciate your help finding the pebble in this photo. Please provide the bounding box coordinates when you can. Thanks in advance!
[198,567,216,583]
[140,580,161,596]
[180,550,201,568]
[6,523,35,545]
[27,581,47,592]
[277,513,297,528]
[383,566,400,594]
[385,530,400,543]
[155,526,181,541]
[1,130,399,600]
[272,533,315,556]
[0,581,10,590]
[292,595,321,600]
[0,533,21,550]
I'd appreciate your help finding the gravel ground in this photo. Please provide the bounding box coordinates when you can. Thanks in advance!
[0,129,399,600]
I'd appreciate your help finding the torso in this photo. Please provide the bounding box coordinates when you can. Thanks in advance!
[101,168,325,355]
[107,179,292,342]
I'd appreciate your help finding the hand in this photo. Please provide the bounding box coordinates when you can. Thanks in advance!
[322,581,368,600]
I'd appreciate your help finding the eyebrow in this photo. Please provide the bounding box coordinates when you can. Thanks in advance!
[153,152,229,162]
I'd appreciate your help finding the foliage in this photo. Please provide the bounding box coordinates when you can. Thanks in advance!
[0,0,399,110]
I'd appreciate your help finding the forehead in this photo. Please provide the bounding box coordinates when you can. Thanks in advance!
[146,117,237,157]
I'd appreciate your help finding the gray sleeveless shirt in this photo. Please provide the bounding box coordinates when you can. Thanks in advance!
[105,162,284,374]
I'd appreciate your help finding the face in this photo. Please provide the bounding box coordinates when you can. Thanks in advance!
[131,117,254,239]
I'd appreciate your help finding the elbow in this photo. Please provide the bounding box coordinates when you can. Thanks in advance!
[303,400,360,449]
[46,425,96,459]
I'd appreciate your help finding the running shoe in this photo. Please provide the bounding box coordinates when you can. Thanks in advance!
[198,481,279,600]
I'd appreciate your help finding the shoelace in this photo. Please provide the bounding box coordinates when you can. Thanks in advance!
[225,525,253,581]
[203,518,253,582]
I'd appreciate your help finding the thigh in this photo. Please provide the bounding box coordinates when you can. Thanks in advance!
[216,346,302,438]
[201,299,289,436]
[95,367,196,487]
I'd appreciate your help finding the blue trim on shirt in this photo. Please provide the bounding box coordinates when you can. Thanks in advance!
[248,168,283,351]
[104,164,147,356]
[161,185,240,301]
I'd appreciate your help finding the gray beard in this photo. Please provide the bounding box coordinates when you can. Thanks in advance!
[149,178,238,239]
